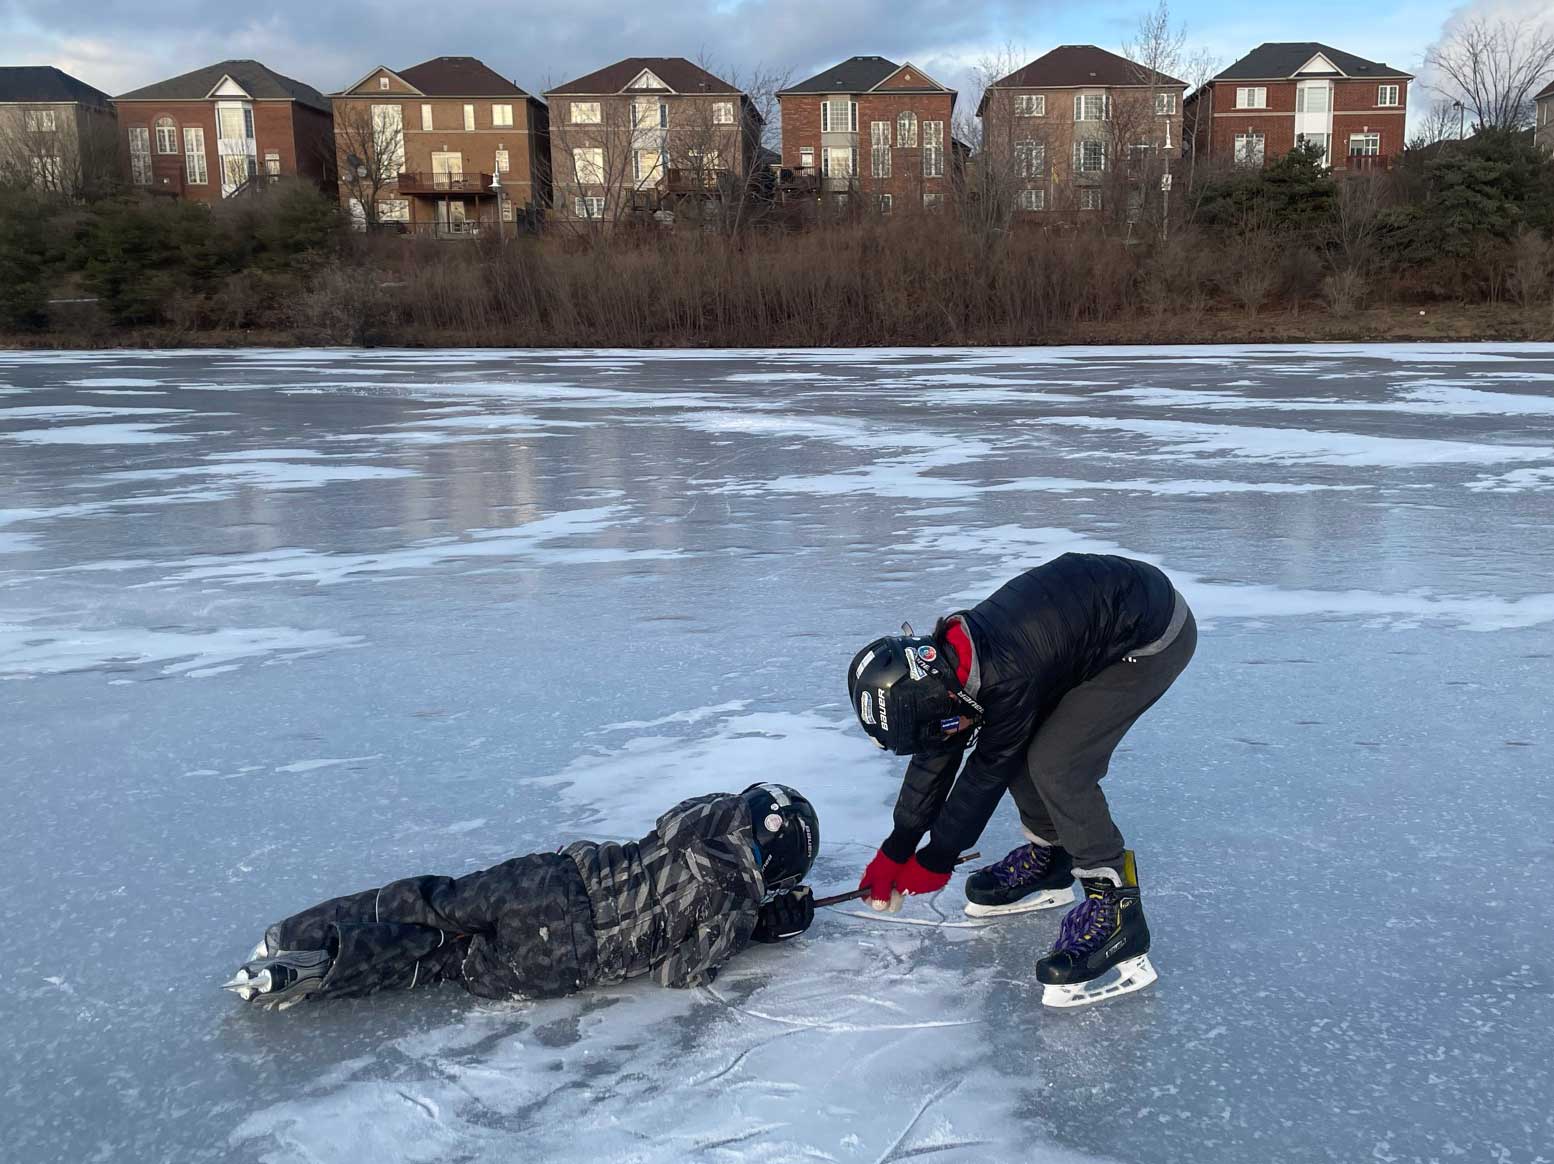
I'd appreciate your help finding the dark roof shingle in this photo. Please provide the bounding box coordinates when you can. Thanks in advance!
[116,59,330,113]
[397,57,530,98]
[1215,43,1412,81]
[548,57,738,96]
[780,56,904,94]
[0,65,112,107]
[992,45,1185,90]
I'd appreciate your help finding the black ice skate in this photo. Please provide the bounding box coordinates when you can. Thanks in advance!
[963,841,1076,918]
[223,937,333,1010]
[1034,850,1156,1008]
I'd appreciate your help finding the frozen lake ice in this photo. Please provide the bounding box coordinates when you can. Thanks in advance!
[3,344,1553,1164]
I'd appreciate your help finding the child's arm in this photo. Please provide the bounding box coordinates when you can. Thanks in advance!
[654,894,761,988]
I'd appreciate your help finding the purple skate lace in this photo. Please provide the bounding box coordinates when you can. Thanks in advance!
[986,843,1053,889]
[1052,894,1115,956]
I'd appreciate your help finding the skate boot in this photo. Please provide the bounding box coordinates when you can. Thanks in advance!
[223,944,333,1010]
[963,841,1076,918]
[1035,850,1156,1008]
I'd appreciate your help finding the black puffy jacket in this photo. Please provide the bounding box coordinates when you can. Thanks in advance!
[881,553,1176,870]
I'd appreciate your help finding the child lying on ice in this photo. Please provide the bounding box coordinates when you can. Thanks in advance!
[225,784,819,1009]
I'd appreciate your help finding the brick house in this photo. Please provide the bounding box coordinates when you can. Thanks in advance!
[545,57,762,225]
[778,56,957,213]
[0,66,117,198]
[114,59,333,201]
[977,44,1185,217]
[333,56,548,236]
[1185,43,1411,171]
[1536,80,1554,154]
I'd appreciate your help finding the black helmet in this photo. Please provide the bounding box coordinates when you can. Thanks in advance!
[742,783,819,897]
[847,626,984,756]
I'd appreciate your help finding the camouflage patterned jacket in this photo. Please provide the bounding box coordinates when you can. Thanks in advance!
[564,793,767,989]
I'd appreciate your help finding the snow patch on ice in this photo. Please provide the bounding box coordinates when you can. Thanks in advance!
[1466,466,1554,492]
[3,422,193,445]
[275,755,383,774]
[0,623,363,680]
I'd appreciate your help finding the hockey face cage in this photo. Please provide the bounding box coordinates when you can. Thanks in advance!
[848,626,984,757]
[742,783,820,899]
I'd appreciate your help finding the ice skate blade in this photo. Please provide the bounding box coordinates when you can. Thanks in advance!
[964,886,1075,918]
[1041,954,1157,1009]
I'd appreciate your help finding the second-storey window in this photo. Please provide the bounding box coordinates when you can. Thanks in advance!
[571,101,601,125]
[1377,84,1400,107]
[1235,87,1267,109]
[897,111,918,147]
[821,146,856,177]
[494,148,509,173]
[1296,86,1330,113]
[1015,94,1044,116]
[183,127,207,184]
[155,116,178,154]
[128,127,151,184]
[421,104,433,131]
[573,147,604,184]
[1015,139,1045,178]
[25,109,57,132]
[463,104,475,131]
[922,120,944,177]
[1155,93,1177,115]
[1073,138,1106,172]
[713,101,734,125]
[870,121,891,177]
[492,104,513,127]
[1074,93,1107,121]
[821,99,856,133]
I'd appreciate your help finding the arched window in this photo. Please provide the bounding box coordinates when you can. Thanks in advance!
[154,116,178,154]
[897,111,918,148]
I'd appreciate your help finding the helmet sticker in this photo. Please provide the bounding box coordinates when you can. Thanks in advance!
[876,689,889,732]
[860,691,876,726]
[764,812,784,834]
[940,717,961,732]
[905,650,926,681]
[917,644,937,663]
[853,650,876,680]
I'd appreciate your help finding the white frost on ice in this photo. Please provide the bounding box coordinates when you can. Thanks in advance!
[0,623,363,680]
[275,756,384,774]
[1466,466,1554,492]
[100,459,416,492]
[3,422,193,445]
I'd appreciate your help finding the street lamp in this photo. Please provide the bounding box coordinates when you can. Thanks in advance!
[1453,100,1465,140]
[489,171,505,241]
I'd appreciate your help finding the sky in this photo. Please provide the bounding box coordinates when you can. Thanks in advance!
[0,0,1543,127]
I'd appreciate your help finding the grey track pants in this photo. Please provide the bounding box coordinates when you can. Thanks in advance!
[1010,602,1197,871]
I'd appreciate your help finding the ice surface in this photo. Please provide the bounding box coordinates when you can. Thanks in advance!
[3,344,1553,1164]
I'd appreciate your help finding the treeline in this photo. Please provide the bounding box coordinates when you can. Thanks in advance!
[2,130,1552,347]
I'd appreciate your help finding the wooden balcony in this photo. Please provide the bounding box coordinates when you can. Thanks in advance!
[1341,154,1391,172]
[395,171,497,195]
[663,166,731,193]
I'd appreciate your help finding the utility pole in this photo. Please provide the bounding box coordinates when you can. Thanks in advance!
[489,172,505,242]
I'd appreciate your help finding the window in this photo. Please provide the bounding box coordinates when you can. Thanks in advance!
[1073,138,1106,173]
[574,195,606,218]
[799,146,814,172]
[572,147,605,184]
[1155,93,1176,115]
[631,101,668,129]
[688,146,721,172]
[128,127,151,185]
[1074,93,1107,121]
[633,149,664,183]
[264,150,280,177]
[494,148,509,173]
[493,104,513,127]
[821,146,856,178]
[821,99,856,133]
[378,77,390,91]
[1296,132,1330,163]
[1234,131,1265,166]
[377,198,409,221]
[463,104,475,131]
[570,101,601,125]
[1348,132,1381,157]
[183,127,207,184]
[155,116,178,154]
[1128,141,1153,169]
[1015,140,1045,178]
[870,121,892,177]
[922,120,943,177]
[421,104,433,131]
[371,104,404,171]
[24,109,57,132]
[713,101,734,125]
[1377,84,1400,107]
[878,193,892,213]
[1235,87,1267,109]
[1296,86,1329,113]
[1018,188,1045,210]
[897,111,918,147]
[31,153,62,187]
[1015,94,1045,116]
[1079,188,1102,211]
[923,192,944,209]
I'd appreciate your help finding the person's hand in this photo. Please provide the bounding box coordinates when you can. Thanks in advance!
[859,849,905,913]
[895,855,951,896]
[752,887,815,943]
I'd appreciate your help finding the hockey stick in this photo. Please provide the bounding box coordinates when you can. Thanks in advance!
[812,852,981,908]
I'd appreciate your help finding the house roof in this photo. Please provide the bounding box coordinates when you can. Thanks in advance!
[547,57,739,96]
[116,59,330,113]
[1214,43,1412,82]
[397,56,531,98]
[1536,79,1554,101]
[991,45,1186,91]
[0,65,112,107]
[781,56,904,94]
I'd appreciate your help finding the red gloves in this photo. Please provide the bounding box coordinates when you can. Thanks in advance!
[859,850,951,911]
[859,850,903,907]
[894,856,951,896]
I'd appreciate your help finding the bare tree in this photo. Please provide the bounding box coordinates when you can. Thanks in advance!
[1409,96,1466,148]
[332,101,406,228]
[1115,0,1191,237]
[956,43,1037,235]
[0,103,118,201]
[1425,14,1554,132]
